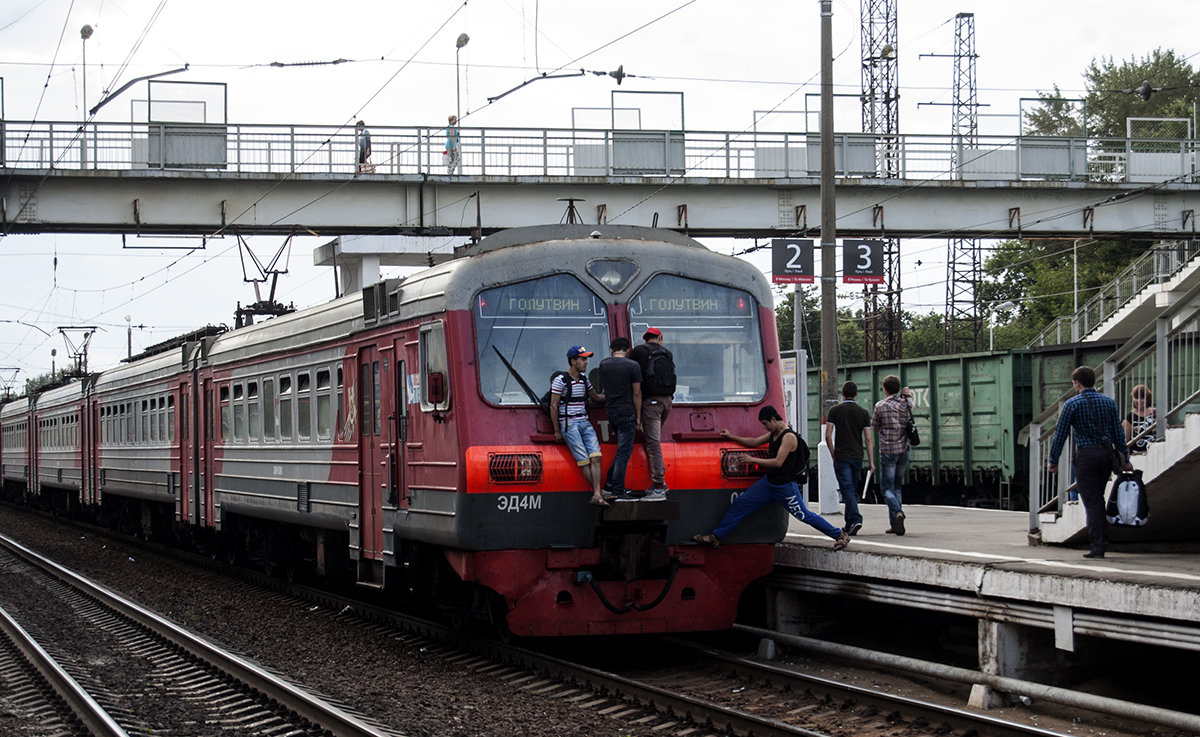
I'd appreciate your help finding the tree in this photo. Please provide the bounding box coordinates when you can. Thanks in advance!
[1027,49,1200,137]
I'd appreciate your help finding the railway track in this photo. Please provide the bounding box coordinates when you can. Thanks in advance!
[0,533,400,737]
[1,504,1182,737]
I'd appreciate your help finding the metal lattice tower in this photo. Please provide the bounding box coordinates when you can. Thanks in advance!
[944,12,983,353]
[860,0,902,361]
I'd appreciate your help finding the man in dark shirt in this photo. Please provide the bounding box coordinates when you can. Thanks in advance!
[692,406,849,551]
[1047,366,1132,559]
[825,381,874,536]
[630,327,675,498]
[598,337,643,500]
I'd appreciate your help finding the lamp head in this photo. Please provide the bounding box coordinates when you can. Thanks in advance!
[81,24,93,40]
[456,33,470,49]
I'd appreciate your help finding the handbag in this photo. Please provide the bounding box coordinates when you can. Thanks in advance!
[903,406,920,446]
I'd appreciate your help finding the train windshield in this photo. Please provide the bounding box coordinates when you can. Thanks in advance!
[629,274,766,403]
[474,274,609,406]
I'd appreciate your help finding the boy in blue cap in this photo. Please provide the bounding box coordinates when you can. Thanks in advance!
[549,346,608,506]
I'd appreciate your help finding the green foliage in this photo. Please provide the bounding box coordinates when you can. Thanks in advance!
[1027,49,1200,137]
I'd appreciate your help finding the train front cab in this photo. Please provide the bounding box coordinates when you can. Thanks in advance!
[379,229,789,636]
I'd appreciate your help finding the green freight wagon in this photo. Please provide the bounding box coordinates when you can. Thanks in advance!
[807,350,1033,510]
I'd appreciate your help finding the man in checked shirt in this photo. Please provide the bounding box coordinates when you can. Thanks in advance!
[1047,366,1133,559]
[871,375,914,535]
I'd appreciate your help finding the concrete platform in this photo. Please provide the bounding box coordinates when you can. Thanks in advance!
[768,503,1200,705]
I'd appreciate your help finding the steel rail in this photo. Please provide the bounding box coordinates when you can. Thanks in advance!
[0,532,395,737]
[0,605,130,737]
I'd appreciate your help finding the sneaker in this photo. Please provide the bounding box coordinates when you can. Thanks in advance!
[893,513,906,536]
[846,522,862,537]
[692,533,720,548]
[612,489,642,502]
[643,487,668,501]
[647,483,669,493]
[623,488,647,500]
[832,532,850,551]
[885,527,896,534]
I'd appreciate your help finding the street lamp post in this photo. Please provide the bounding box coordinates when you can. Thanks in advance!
[455,33,470,124]
[80,24,93,168]
[125,314,132,359]
[989,300,1016,351]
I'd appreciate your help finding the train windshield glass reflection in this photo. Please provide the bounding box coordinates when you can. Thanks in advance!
[629,274,765,403]
[475,274,609,406]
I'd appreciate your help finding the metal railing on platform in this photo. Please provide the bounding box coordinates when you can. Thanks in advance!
[3,120,1199,183]
[1023,278,1200,528]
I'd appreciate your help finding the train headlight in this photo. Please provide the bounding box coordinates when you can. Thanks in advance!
[720,448,772,479]
[488,452,543,484]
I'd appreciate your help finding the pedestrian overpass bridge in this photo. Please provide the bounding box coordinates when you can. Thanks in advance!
[4,119,1200,240]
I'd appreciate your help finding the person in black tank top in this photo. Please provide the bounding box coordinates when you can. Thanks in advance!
[693,406,850,551]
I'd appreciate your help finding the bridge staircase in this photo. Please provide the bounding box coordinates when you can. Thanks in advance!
[1021,273,1200,546]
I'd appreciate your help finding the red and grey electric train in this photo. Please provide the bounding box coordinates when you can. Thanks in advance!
[1,224,790,636]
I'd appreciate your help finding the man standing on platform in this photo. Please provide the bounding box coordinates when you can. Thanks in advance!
[1047,366,1132,559]
[825,381,874,537]
[630,327,675,500]
[598,337,643,500]
[871,375,913,535]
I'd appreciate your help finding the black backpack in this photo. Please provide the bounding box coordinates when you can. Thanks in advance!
[642,345,677,396]
[792,431,811,486]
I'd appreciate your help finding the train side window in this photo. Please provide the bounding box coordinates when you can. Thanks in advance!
[360,362,373,437]
[247,381,260,442]
[218,385,230,442]
[419,321,450,412]
[335,367,344,441]
[233,383,246,442]
[316,369,331,440]
[168,395,176,443]
[279,375,293,440]
[263,378,276,440]
[159,395,167,443]
[372,362,382,435]
[297,372,312,441]
[142,399,150,443]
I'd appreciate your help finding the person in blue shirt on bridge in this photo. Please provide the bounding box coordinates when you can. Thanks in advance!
[445,115,461,174]
[1047,366,1133,559]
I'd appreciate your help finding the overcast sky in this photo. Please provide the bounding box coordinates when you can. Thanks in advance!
[2,0,1197,384]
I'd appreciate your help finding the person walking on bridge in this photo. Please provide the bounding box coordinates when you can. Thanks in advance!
[1047,366,1132,559]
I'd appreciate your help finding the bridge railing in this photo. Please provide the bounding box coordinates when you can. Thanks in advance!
[2,120,1197,183]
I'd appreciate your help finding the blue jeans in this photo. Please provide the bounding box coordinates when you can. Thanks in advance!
[879,451,908,526]
[833,457,863,528]
[604,414,637,491]
[713,476,842,541]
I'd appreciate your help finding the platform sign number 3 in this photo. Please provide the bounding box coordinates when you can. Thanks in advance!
[771,239,814,284]
[842,239,885,284]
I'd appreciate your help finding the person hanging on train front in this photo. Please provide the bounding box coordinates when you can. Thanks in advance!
[693,406,850,551]
[550,346,608,507]
[599,337,643,501]
[630,327,675,499]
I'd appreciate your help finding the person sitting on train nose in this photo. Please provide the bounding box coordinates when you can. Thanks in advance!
[550,346,608,507]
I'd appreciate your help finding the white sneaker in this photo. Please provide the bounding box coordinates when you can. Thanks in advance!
[643,487,668,501]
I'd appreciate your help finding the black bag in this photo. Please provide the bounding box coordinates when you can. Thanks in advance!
[1106,470,1149,526]
[642,345,677,397]
[904,407,920,446]
[1101,434,1125,474]
[791,431,811,486]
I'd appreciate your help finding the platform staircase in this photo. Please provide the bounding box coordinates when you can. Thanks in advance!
[1020,266,1200,546]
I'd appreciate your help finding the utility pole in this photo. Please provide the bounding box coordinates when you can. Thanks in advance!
[819,0,838,423]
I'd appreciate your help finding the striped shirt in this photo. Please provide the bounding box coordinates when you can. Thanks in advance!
[871,393,913,455]
[550,373,591,421]
[1048,388,1129,465]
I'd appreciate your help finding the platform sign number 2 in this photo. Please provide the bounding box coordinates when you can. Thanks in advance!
[842,239,885,284]
[771,239,814,284]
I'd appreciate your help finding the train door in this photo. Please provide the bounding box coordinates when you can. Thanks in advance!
[202,379,216,527]
[389,339,409,510]
[356,346,385,567]
[86,396,99,506]
[178,381,192,524]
